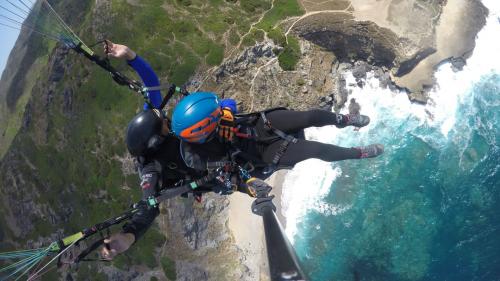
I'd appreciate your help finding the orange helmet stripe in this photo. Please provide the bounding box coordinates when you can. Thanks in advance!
[179,108,221,142]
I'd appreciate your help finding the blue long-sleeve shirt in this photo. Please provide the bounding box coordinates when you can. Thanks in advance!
[128,55,238,113]
[127,55,162,109]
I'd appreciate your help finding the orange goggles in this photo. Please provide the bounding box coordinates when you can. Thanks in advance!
[179,108,222,143]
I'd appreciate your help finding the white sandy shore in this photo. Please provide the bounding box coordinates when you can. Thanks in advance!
[227,170,289,281]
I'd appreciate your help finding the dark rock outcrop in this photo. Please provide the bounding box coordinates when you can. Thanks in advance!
[293,14,405,69]
[395,48,437,77]
[215,43,276,81]
[450,57,467,72]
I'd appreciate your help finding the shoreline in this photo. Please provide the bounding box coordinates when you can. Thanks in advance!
[394,0,488,93]
[220,1,490,280]
[227,170,289,280]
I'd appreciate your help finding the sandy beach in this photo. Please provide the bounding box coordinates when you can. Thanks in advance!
[227,170,289,281]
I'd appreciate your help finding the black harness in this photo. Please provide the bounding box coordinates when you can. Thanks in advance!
[230,108,304,177]
[258,111,299,167]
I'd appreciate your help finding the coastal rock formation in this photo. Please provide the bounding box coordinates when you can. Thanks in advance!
[204,40,345,112]
[288,0,488,100]
[394,0,488,93]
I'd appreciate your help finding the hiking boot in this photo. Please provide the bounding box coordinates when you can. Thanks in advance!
[355,144,384,158]
[344,114,370,128]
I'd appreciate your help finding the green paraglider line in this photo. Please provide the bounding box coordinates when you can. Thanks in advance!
[0,174,210,280]
[0,248,47,259]
[0,251,45,273]
[0,0,73,42]
[0,249,49,281]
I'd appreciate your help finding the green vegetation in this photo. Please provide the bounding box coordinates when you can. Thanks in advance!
[0,0,307,279]
[161,256,177,280]
[246,0,304,71]
[255,0,304,31]
[0,40,53,159]
[76,264,107,281]
[177,0,192,6]
[105,0,279,83]
[233,0,305,71]
[41,270,60,281]
[242,28,265,47]
[239,0,271,13]
[278,36,301,71]
[207,46,224,66]
[267,27,287,46]
[296,78,305,86]
[228,30,240,45]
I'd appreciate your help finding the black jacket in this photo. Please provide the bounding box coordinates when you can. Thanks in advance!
[121,136,197,239]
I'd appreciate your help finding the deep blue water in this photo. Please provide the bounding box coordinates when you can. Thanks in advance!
[292,74,500,281]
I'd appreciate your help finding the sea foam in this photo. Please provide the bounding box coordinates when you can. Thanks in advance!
[283,0,500,242]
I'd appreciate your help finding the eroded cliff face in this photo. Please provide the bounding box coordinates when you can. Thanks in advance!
[203,41,339,112]
[286,0,488,100]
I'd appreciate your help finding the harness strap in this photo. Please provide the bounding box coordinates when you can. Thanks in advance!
[206,161,233,170]
[260,112,298,166]
[159,84,177,110]
[158,84,190,110]
[230,148,269,168]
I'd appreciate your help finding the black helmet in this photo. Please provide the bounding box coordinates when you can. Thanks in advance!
[126,109,163,156]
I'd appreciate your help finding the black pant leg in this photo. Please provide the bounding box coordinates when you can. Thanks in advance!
[262,139,361,167]
[260,109,344,134]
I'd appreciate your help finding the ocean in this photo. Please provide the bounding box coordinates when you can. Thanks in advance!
[282,1,500,280]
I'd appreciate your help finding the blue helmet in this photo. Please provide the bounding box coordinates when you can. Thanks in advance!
[171,92,221,143]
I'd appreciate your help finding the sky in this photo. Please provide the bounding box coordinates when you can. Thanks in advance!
[0,0,36,79]
[0,27,21,78]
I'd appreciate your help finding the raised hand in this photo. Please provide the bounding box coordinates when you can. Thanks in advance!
[103,40,136,60]
[99,232,135,260]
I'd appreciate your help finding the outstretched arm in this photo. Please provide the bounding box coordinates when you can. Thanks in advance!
[104,40,162,109]
[100,160,161,260]
[121,161,161,238]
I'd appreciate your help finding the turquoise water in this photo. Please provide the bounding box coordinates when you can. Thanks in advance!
[293,75,500,281]
[283,2,500,280]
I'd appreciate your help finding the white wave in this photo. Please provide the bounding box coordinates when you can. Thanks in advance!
[429,0,500,136]
[282,163,342,240]
[283,0,500,242]
[309,201,352,217]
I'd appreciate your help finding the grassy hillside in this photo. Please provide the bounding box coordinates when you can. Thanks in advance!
[0,0,304,279]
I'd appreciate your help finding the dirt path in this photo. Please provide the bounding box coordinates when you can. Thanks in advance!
[196,0,277,91]
[284,6,353,38]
